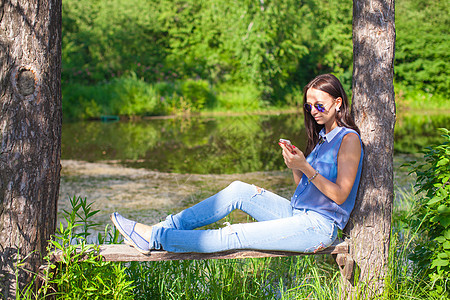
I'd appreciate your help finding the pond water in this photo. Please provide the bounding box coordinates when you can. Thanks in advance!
[62,112,450,174]
[62,113,306,174]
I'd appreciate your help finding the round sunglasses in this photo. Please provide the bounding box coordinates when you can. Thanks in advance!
[304,103,326,113]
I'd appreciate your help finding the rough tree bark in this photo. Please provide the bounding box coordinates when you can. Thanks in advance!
[0,0,62,298]
[343,0,396,297]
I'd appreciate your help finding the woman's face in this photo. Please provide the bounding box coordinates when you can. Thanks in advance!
[305,88,341,131]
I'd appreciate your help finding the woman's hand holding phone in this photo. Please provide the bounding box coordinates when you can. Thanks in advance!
[279,139,308,171]
[279,139,295,154]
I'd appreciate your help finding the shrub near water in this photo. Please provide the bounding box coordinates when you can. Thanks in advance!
[110,75,164,116]
[62,77,217,120]
[35,196,134,299]
[180,79,216,111]
[405,128,450,298]
[62,76,269,120]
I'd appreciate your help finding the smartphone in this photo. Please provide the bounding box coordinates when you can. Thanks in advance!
[279,138,292,146]
[279,138,296,154]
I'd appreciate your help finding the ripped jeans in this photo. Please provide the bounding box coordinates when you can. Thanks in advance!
[150,181,337,253]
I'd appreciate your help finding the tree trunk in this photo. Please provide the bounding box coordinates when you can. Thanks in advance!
[0,0,62,298]
[344,0,396,297]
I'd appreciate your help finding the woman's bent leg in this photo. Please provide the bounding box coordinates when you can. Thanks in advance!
[161,181,293,230]
[151,210,338,253]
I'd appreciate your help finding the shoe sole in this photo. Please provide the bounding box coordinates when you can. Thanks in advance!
[110,213,151,255]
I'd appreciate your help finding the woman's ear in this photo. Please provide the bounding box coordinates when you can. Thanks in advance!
[335,97,342,111]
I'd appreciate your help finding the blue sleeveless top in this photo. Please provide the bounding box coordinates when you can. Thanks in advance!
[290,127,363,229]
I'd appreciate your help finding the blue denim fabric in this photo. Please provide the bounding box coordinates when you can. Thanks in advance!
[291,127,363,229]
[151,181,337,253]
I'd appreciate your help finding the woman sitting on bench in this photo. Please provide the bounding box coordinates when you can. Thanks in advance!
[111,73,363,254]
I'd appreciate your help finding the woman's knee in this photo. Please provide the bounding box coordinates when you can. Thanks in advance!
[227,180,251,192]
[227,180,241,189]
[226,181,267,202]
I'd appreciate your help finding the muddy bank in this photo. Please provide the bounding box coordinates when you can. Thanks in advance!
[59,160,294,230]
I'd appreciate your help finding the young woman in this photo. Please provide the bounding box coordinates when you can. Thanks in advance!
[111,73,363,254]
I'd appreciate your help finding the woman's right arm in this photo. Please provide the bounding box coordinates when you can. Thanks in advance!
[292,169,303,186]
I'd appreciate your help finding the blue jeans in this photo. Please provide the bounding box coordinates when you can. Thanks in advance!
[150,181,337,253]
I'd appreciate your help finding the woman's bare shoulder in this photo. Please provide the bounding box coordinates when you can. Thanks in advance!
[340,132,362,155]
[342,132,361,144]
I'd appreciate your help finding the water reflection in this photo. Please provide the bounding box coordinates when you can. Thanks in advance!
[62,113,307,174]
[394,113,450,153]
[62,112,450,174]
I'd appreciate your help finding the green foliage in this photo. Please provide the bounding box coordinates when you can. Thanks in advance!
[61,0,448,117]
[62,83,111,120]
[295,0,353,91]
[395,82,450,112]
[180,79,216,111]
[383,229,443,299]
[62,76,221,120]
[61,0,356,107]
[395,0,450,96]
[214,83,264,111]
[62,0,168,85]
[110,74,164,116]
[36,196,134,299]
[405,128,450,298]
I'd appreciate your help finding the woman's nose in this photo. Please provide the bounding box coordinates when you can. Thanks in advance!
[311,106,319,114]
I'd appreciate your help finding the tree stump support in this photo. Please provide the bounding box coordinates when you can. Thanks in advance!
[334,252,355,282]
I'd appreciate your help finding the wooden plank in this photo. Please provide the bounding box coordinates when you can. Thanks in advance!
[51,240,348,262]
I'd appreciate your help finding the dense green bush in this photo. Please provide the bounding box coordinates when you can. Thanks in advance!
[110,74,164,116]
[62,77,221,119]
[61,0,353,102]
[395,0,449,96]
[406,128,450,298]
[20,196,134,299]
[180,79,216,111]
[215,82,265,111]
[61,0,449,116]
[62,76,270,120]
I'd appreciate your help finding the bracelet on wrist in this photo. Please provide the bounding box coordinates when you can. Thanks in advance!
[308,169,319,183]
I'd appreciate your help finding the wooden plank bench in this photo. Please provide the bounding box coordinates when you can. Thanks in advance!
[47,239,354,280]
[51,239,348,261]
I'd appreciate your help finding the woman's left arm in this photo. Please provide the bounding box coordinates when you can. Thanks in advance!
[282,133,361,205]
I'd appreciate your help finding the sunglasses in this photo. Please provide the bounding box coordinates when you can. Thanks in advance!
[304,103,326,113]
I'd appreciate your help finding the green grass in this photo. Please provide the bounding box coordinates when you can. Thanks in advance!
[395,83,450,112]
[16,184,445,300]
[125,254,342,300]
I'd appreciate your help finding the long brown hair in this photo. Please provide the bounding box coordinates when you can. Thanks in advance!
[303,73,360,156]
